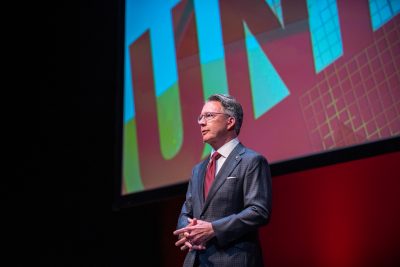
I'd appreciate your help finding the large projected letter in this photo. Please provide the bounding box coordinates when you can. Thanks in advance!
[129,0,205,189]
[219,0,308,127]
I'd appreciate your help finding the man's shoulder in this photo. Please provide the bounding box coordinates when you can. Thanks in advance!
[240,145,269,163]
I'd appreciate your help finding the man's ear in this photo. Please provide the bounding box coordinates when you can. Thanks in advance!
[226,117,236,131]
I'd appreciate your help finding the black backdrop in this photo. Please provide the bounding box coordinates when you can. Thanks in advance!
[5,1,71,265]
[79,1,166,266]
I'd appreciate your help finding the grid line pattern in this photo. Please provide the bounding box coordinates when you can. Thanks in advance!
[300,16,400,151]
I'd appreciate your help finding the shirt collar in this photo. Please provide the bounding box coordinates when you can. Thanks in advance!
[211,138,239,159]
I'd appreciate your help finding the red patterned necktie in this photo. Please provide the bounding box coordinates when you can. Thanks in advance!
[204,152,221,199]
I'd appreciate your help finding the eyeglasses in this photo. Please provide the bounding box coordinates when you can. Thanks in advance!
[197,112,230,122]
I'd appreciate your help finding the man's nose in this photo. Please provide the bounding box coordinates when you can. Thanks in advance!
[198,117,206,126]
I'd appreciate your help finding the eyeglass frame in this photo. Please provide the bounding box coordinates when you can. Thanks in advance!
[197,112,231,123]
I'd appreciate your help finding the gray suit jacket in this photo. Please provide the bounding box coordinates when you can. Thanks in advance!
[177,143,272,267]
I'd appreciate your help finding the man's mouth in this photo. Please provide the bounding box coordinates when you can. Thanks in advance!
[201,130,209,135]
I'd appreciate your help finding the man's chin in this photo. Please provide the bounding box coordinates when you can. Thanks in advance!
[202,136,212,144]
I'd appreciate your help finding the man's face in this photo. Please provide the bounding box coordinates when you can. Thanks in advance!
[198,101,234,148]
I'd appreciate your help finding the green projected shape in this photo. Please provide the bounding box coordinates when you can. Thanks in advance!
[199,60,225,160]
[200,60,228,160]
[157,83,183,159]
[201,60,229,100]
[201,143,212,159]
[200,60,227,160]
[123,118,144,193]
[244,23,290,119]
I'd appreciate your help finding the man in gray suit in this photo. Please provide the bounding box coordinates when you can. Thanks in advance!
[173,94,272,266]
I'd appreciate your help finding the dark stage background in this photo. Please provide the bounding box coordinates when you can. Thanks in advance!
[78,1,400,267]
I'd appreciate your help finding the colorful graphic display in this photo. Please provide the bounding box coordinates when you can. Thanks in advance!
[122,0,400,194]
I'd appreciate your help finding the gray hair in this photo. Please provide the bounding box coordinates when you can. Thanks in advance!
[207,94,243,135]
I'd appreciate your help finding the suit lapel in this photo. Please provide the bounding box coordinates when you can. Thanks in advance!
[196,159,209,209]
[202,143,245,213]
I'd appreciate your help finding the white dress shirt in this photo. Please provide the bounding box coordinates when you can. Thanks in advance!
[209,138,239,175]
